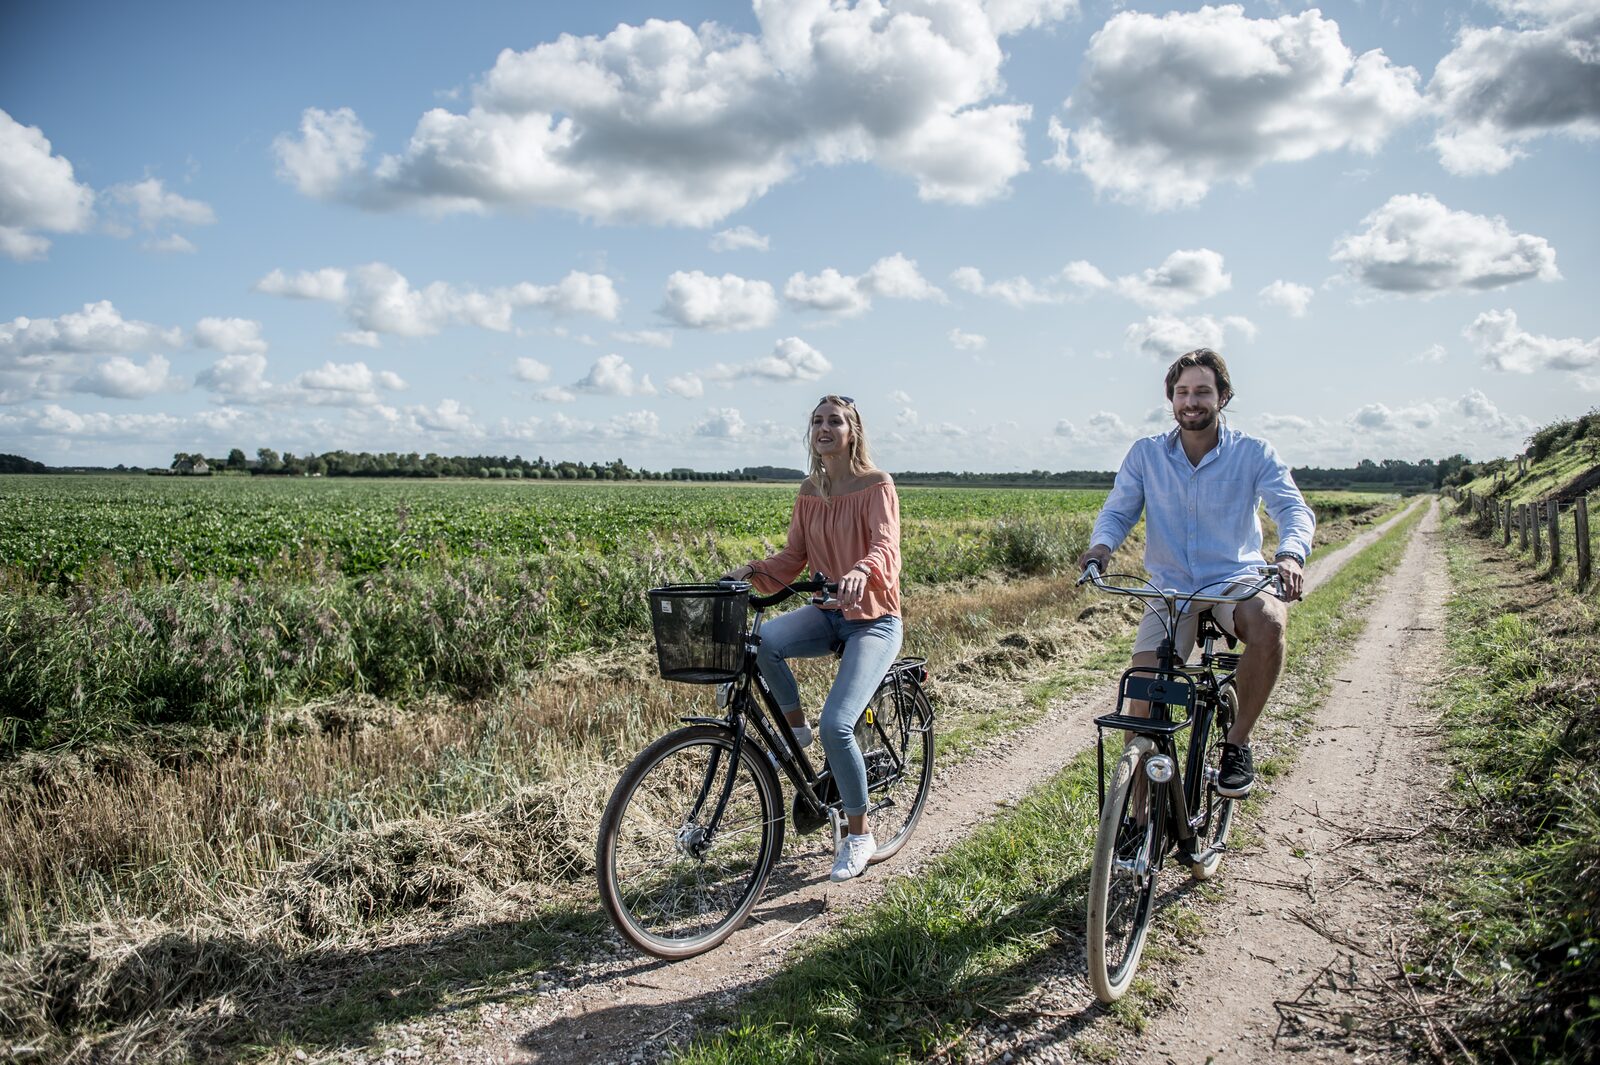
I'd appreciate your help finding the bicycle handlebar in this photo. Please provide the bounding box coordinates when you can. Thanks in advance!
[1077,559,1282,609]
[731,574,837,611]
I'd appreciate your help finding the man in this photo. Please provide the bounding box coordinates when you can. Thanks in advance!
[1079,348,1315,797]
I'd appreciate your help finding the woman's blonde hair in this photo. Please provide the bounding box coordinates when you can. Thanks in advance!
[807,395,876,492]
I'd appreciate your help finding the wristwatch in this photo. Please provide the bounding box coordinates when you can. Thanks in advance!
[1273,550,1305,566]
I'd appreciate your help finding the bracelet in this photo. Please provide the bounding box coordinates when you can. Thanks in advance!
[1273,551,1305,566]
[851,563,871,577]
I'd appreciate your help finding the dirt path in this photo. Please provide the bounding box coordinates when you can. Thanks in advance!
[431,501,1425,1064]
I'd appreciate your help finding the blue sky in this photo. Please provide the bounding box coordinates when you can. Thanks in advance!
[2,0,1594,471]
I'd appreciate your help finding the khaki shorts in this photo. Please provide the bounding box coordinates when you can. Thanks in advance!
[1132,600,1239,659]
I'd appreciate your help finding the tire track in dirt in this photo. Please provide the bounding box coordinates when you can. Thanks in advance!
[440,500,1426,1064]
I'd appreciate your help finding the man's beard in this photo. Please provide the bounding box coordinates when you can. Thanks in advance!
[1175,407,1217,431]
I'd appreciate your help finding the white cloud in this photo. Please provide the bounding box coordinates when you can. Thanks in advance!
[1258,280,1314,317]
[1455,388,1528,435]
[197,353,272,400]
[1349,400,1441,431]
[956,249,1228,309]
[1124,314,1258,360]
[0,109,95,260]
[707,336,831,383]
[271,5,1033,224]
[144,234,198,254]
[660,271,778,331]
[611,329,673,348]
[73,354,179,399]
[949,328,987,351]
[338,330,381,348]
[1114,249,1231,310]
[513,357,552,382]
[665,373,705,399]
[296,361,407,395]
[1047,6,1423,209]
[574,353,656,397]
[1332,194,1560,293]
[1,301,183,364]
[785,268,871,317]
[7,404,183,439]
[408,398,477,434]
[1259,413,1314,432]
[1412,343,1448,364]
[500,408,662,443]
[1429,4,1600,174]
[273,107,372,199]
[710,226,770,252]
[255,263,620,336]
[254,267,349,302]
[193,317,267,355]
[105,177,215,244]
[532,385,578,403]
[1465,308,1599,373]
[888,390,914,405]
[984,0,1079,36]
[695,407,747,438]
[787,254,944,317]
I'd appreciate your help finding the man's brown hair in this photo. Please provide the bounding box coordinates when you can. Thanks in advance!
[1165,348,1234,406]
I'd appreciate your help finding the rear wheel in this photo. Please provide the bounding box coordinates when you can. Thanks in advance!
[1187,682,1239,881]
[1087,738,1164,1003]
[857,681,935,863]
[597,725,784,959]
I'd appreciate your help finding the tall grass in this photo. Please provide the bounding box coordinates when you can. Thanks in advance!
[1426,524,1599,1061]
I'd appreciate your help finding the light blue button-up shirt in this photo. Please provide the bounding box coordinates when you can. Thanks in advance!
[1091,425,1316,594]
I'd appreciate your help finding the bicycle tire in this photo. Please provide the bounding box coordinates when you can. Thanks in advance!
[1087,738,1164,1003]
[1188,681,1238,881]
[859,681,935,864]
[597,724,784,959]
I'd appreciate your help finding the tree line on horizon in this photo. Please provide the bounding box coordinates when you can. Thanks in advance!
[0,447,1497,490]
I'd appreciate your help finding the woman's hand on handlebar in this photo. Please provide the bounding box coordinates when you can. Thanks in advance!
[722,563,755,582]
[837,565,869,609]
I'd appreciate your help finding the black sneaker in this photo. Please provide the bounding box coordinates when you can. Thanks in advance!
[1217,743,1255,798]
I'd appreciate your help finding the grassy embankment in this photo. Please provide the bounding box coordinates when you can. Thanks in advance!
[0,491,1397,1061]
[1414,494,1597,1060]
[671,502,1427,1064]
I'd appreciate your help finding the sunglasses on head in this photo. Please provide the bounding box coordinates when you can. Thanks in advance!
[818,395,855,406]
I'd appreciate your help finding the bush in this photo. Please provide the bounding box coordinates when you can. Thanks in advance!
[987,517,1090,576]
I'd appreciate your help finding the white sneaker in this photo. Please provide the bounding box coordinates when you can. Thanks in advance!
[789,723,813,749]
[830,832,877,882]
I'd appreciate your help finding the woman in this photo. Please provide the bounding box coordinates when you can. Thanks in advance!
[723,394,903,882]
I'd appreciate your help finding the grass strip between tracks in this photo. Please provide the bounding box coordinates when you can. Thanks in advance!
[672,504,1429,1064]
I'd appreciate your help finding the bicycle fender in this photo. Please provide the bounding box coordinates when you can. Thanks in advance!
[678,716,728,727]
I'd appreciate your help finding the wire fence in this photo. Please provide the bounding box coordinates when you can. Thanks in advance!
[1444,485,1595,591]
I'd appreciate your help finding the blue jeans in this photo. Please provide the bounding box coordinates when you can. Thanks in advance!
[756,606,904,817]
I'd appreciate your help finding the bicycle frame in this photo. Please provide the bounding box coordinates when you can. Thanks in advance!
[1083,565,1274,865]
[673,582,930,848]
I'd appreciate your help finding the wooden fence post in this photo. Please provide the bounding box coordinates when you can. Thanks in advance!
[1503,501,1512,547]
[1533,503,1544,565]
[1520,504,1531,551]
[1549,501,1562,572]
[1577,497,1592,589]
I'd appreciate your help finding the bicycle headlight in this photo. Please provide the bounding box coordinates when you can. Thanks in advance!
[1145,755,1175,783]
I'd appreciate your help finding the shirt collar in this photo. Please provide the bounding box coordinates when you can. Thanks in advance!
[1164,423,1233,468]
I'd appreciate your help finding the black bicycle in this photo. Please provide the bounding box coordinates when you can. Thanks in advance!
[1078,560,1280,1002]
[596,575,935,959]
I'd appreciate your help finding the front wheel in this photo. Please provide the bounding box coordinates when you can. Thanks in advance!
[597,724,784,959]
[858,681,935,863]
[1087,738,1164,1003]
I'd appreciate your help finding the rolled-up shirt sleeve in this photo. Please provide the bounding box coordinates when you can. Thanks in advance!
[1257,443,1316,561]
[1092,443,1147,552]
[852,482,901,590]
[750,500,808,593]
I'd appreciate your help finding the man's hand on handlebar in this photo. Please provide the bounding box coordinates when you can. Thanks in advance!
[1077,544,1112,583]
[1275,557,1304,602]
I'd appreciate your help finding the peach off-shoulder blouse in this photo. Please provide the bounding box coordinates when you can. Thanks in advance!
[749,479,902,621]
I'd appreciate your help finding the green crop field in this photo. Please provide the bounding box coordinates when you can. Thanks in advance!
[0,475,1107,587]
